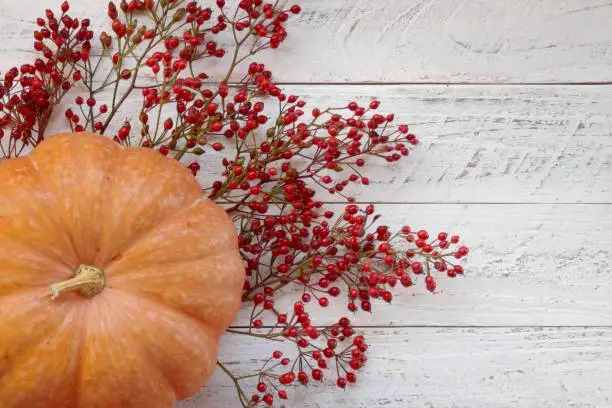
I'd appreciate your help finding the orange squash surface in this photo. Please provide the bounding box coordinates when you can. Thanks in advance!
[0,132,245,407]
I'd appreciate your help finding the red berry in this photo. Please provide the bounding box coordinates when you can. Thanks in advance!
[353,336,365,347]
[279,372,295,385]
[425,276,436,292]
[210,121,222,132]
[297,371,308,384]
[118,126,129,140]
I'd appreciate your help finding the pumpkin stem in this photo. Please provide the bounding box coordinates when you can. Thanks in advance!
[49,265,106,300]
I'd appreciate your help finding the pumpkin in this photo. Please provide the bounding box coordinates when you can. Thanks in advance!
[0,132,245,407]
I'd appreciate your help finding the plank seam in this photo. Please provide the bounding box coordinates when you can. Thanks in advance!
[228,325,612,329]
[271,82,612,86]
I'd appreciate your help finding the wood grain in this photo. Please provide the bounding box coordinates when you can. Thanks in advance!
[230,203,612,327]
[180,327,612,408]
[1,0,612,83]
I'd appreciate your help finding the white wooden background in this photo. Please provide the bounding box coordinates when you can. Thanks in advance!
[2,1,612,407]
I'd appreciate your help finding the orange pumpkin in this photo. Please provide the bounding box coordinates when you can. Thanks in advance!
[0,132,245,407]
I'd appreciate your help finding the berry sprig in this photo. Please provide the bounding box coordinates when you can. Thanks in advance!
[204,75,419,204]
[0,1,470,407]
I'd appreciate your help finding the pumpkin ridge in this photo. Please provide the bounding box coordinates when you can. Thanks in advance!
[27,147,83,264]
[0,290,68,383]
[107,237,224,272]
[107,293,181,401]
[70,303,88,407]
[0,156,78,270]
[102,194,217,274]
[0,230,74,272]
[0,242,74,296]
[104,284,218,335]
[89,137,125,265]
[75,291,177,407]
[95,147,202,267]
[108,250,243,332]
[102,288,218,400]
[29,133,124,265]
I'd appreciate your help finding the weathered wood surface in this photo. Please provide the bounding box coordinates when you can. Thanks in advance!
[180,327,612,408]
[1,1,610,407]
[1,0,612,83]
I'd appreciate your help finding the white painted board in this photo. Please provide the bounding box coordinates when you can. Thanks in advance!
[1,0,612,83]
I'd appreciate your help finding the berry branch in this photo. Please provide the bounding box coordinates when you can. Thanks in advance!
[0,1,469,406]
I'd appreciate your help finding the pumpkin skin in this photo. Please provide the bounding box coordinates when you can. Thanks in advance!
[0,132,245,407]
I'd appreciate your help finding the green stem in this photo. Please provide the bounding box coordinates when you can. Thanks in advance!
[216,361,252,408]
[226,328,284,340]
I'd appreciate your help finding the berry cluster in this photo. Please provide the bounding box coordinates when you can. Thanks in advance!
[0,2,92,157]
[235,317,366,406]
[0,1,469,407]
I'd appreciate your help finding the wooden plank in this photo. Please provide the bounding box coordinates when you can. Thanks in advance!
[180,327,612,407]
[230,203,612,327]
[212,84,612,204]
[1,1,612,83]
[37,84,612,204]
